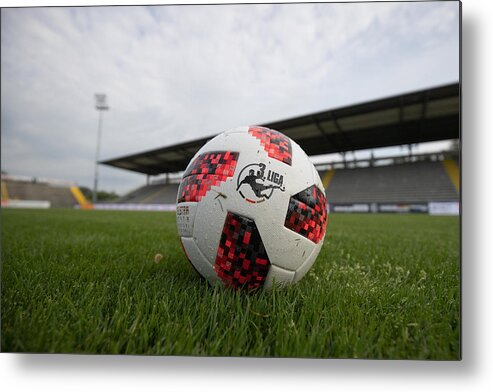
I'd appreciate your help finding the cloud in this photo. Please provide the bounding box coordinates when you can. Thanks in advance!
[1,2,459,194]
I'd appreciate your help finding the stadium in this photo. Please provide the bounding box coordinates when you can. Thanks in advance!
[1,82,460,358]
[1,83,460,213]
[1,3,460,360]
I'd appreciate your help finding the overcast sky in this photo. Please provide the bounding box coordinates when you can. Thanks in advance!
[1,1,459,194]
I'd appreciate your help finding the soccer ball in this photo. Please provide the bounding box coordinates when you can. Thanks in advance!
[176,126,328,290]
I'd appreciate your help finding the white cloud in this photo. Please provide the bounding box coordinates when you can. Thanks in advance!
[1,2,459,194]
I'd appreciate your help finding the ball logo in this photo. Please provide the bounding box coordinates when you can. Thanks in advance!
[236,163,285,203]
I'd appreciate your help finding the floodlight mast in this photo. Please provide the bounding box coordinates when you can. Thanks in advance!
[93,94,109,204]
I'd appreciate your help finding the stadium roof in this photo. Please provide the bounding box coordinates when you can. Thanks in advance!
[101,82,460,175]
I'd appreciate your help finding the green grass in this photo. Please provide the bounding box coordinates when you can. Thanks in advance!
[1,209,460,359]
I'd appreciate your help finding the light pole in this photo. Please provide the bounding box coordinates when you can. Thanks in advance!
[93,94,109,204]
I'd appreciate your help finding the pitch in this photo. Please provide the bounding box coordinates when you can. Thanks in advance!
[1,209,460,359]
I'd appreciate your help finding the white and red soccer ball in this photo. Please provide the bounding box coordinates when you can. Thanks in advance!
[176,126,328,290]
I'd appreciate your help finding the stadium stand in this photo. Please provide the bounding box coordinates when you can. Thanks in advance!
[101,83,459,175]
[113,152,459,208]
[442,159,460,192]
[98,82,460,213]
[118,183,179,204]
[323,160,458,204]
[4,85,460,212]
[1,175,90,208]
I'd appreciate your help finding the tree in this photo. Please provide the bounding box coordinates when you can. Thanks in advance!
[79,186,119,202]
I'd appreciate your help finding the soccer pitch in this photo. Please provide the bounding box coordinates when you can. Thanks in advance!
[1,209,460,359]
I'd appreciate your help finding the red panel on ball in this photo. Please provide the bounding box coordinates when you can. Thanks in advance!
[248,126,292,166]
[178,151,238,203]
[214,212,271,290]
[284,185,328,244]
[183,151,239,178]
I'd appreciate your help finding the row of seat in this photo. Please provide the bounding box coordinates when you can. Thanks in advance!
[118,183,179,204]
[4,181,77,208]
[323,161,458,204]
[2,157,459,208]
[117,160,459,205]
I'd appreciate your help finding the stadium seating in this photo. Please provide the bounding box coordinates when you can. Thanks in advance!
[118,183,179,204]
[4,180,78,208]
[324,161,458,204]
[118,160,458,206]
[110,159,461,210]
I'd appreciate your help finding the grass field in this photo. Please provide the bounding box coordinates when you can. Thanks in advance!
[1,209,460,359]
